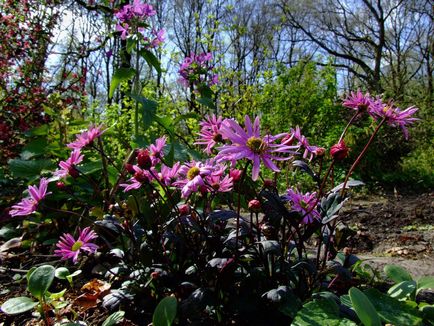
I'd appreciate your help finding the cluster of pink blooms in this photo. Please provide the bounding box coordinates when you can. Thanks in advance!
[120,136,236,198]
[178,52,218,89]
[343,90,418,139]
[9,125,105,218]
[114,0,165,48]
[282,126,325,162]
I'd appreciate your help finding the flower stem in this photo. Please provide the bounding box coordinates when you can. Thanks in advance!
[339,110,361,143]
[340,117,386,196]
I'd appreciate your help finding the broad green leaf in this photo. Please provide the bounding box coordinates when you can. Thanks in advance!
[196,97,216,109]
[9,158,54,179]
[139,49,161,73]
[109,67,136,98]
[417,276,434,293]
[20,138,49,160]
[292,298,356,326]
[349,287,381,326]
[55,267,70,279]
[153,296,177,326]
[28,265,55,300]
[364,288,423,325]
[384,264,413,283]
[102,310,125,326]
[388,280,416,300]
[1,297,38,315]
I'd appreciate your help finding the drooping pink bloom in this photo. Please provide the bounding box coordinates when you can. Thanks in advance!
[203,164,233,193]
[10,178,51,217]
[370,102,419,139]
[282,126,319,161]
[285,189,320,224]
[54,227,98,264]
[216,116,298,181]
[120,165,153,192]
[54,149,84,179]
[149,136,167,165]
[195,115,225,154]
[67,125,105,150]
[343,90,374,112]
[173,161,214,198]
[116,23,129,40]
[155,162,180,186]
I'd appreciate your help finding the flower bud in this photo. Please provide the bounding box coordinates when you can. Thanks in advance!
[330,141,349,161]
[248,199,261,212]
[263,179,276,188]
[137,149,152,169]
[124,163,135,174]
[229,169,242,182]
[178,204,190,216]
[314,147,326,157]
[56,181,66,190]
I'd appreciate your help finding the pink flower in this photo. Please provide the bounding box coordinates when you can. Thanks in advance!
[343,90,374,112]
[282,126,319,161]
[54,149,84,179]
[195,114,224,154]
[155,162,180,186]
[370,102,418,139]
[120,165,153,192]
[285,189,320,224]
[67,125,105,150]
[203,165,233,193]
[216,116,297,181]
[54,227,98,264]
[173,161,213,198]
[116,23,129,40]
[149,136,167,165]
[10,178,51,217]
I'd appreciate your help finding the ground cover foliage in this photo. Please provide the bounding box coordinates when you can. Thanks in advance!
[0,0,433,325]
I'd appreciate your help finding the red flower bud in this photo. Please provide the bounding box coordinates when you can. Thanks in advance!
[124,163,135,174]
[229,169,242,182]
[178,204,190,216]
[137,149,152,169]
[330,141,349,161]
[248,199,261,212]
[314,147,326,157]
[56,181,66,190]
[263,179,276,188]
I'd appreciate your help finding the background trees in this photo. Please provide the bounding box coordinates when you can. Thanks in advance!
[1,0,432,189]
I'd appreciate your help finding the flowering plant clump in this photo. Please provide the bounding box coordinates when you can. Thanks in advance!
[114,0,164,48]
[178,52,218,90]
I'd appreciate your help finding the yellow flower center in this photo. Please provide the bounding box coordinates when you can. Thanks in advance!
[187,166,200,180]
[71,241,83,251]
[246,136,267,154]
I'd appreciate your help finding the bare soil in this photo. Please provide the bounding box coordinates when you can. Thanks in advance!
[339,191,434,277]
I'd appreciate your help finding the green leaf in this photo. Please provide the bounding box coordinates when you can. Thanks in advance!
[20,138,49,160]
[364,288,423,325]
[47,289,67,300]
[1,297,38,315]
[55,267,70,279]
[139,49,161,73]
[384,264,413,283]
[153,296,177,326]
[102,310,125,326]
[9,158,54,179]
[388,280,417,300]
[292,298,356,326]
[417,276,434,293]
[28,265,55,300]
[421,305,434,323]
[349,287,381,326]
[196,97,215,109]
[109,67,136,99]
[131,95,158,131]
